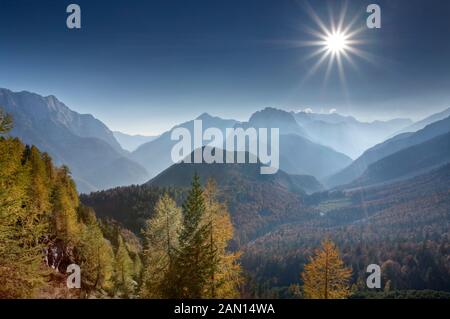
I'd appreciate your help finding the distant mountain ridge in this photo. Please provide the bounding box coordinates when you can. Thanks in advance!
[145,147,320,243]
[113,131,158,152]
[244,107,309,138]
[326,115,450,188]
[0,88,124,154]
[291,110,413,159]
[394,107,450,135]
[131,112,239,178]
[234,108,353,179]
[349,132,450,188]
[147,147,324,195]
[0,88,149,193]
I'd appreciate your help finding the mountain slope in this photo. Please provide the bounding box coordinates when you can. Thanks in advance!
[235,108,352,179]
[113,131,158,152]
[351,132,450,187]
[84,152,317,244]
[131,108,352,180]
[243,163,450,294]
[243,107,309,137]
[0,88,124,153]
[395,107,450,135]
[142,149,317,243]
[292,110,412,159]
[131,113,239,178]
[0,88,148,193]
[326,115,450,188]
[147,148,323,195]
[278,133,352,179]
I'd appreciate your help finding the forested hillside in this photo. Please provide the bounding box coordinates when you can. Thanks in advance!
[2,104,450,299]
[1,107,242,298]
[83,154,316,245]
[0,89,149,193]
[0,109,143,298]
[243,164,450,297]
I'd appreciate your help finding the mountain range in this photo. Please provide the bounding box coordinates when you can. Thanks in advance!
[2,87,449,197]
[326,115,450,188]
[130,112,239,178]
[350,131,450,188]
[147,147,324,195]
[113,131,158,152]
[0,88,149,193]
[394,107,450,135]
[7,86,447,296]
[292,110,413,159]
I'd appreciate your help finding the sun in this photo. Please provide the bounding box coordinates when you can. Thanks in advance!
[325,32,348,54]
[296,2,371,84]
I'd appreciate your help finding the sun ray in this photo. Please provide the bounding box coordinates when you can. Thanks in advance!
[299,2,369,85]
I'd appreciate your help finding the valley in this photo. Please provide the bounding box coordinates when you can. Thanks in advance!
[1,87,450,299]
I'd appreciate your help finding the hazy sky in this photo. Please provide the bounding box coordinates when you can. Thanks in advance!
[1,0,450,135]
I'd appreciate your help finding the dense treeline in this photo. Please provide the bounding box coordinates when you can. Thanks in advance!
[0,112,140,298]
[80,185,186,235]
[242,165,450,298]
[3,105,449,299]
[82,174,313,246]
[140,177,243,298]
[1,109,243,298]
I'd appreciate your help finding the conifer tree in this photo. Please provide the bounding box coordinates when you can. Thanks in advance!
[0,136,49,297]
[140,193,182,298]
[0,109,120,298]
[0,138,44,297]
[170,174,213,298]
[301,239,352,299]
[202,179,242,298]
[51,167,81,244]
[78,207,114,296]
[114,235,135,297]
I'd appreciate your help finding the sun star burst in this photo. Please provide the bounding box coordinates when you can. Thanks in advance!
[298,2,371,84]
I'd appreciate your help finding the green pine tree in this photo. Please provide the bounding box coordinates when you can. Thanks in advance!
[169,173,214,298]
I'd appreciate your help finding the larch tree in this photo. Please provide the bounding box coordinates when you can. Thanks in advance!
[0,111,51,298]
[202,179,242,298]
[0,108,121,298]
[140,193,182,298]
[301,239,352,299]
[0,138,46,297]
[78,207,115,296]
[114,235,135,297]
[51,166,81,244]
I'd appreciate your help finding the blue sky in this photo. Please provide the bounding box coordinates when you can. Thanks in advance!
[1,0,450,134]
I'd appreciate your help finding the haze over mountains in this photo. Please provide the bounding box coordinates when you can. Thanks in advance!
[113,131,158,152]
[3,86,450,297]
[394,107,450,135]
[351,132,450,188]
[0,88,149,193]
[292,110,413,159]
[1,87,449,197]
[131,112,239,178]
[147,147,324,195]
[327,115,450,188]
